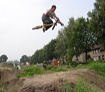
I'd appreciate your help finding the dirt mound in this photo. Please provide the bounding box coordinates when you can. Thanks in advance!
[0,66,105,92]
[0,64,24,92]
[18,69,105,92]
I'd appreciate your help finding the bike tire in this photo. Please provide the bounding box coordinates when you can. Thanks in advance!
[32,25,43,30]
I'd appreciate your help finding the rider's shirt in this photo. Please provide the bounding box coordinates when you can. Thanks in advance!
[45,9,56,18]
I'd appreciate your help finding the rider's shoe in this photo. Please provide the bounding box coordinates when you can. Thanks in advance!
[43,27,46,32]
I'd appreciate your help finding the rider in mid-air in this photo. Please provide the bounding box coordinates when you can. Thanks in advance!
[42,5,64,32]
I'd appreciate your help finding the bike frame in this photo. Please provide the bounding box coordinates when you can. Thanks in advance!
[42,23,54,28]
[32,20,58,30]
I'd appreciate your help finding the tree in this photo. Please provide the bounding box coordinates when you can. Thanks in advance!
[0,54,8,62]
[55,30,66,58]
[31,49,45,64]
[65,17,95,62]
[20,55,30,64]
[88,0,105,48]
[44,39,57,60]
[30,39,57,64]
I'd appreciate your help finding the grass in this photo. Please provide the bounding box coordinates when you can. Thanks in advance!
[75,80,97,92]
[2,62,14,68]
[64,81,73,92]
[0,86,5,92]
[17,60,105,80]
[1,61,105,92]
[89,62,105,77]
[19,65,45,77]
[48,66,67,72]
[64,80,98,92]
[18,65,68,77]
[71,60,105,78]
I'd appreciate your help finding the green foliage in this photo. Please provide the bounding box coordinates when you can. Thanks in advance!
[45,39,57,60]
[31,50,43,64]
[20,55,30,64]
[10,88,17,92]
[31,39,57,64]
[50,67,67,72]
[2,62,14,68]
[64,80,98,92]
[0,86,5,92]
[20,65,45,77]
[70,61,78,67]
[0,55,8,63]
[66,49,73,63]
[75,80,97,92]
[43,64,54,70]
[71,60,105,78]
[43,63,47,69]
[64,81,73,92]
[55,30,66,58]
[88,0,105,48]
[47,64,54,70]
[87,54,91,60]
[18,64,68,77]
[89,62,105,77]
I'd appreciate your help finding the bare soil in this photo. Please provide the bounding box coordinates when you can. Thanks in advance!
[0,64,105,92]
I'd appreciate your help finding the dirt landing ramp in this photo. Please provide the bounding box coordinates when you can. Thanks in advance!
[18,69,105,92]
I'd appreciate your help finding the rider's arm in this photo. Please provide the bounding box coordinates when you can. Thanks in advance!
[46,10,50,17]
[46,10,64,26]
[53,14,64,26]
[56,17,64,26]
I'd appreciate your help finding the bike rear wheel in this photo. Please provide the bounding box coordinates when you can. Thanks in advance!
[32,25,43,30]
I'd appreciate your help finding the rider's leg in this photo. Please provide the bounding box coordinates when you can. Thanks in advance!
[42,14,48,32]
[42,14,53,31]
[45,18,53,30]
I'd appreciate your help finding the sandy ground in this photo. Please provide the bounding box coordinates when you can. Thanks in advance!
[18,69,105,92]
[0,64,105,92]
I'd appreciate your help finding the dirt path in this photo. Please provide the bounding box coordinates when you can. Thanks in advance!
[17,69,105,92]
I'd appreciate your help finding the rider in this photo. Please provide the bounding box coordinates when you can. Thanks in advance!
[42,5,64,32]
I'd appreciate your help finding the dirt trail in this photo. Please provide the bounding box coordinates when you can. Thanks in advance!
[0,65,105,92]
[18,69,105,92]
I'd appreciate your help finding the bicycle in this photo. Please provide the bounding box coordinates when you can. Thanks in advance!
[32,20,58,31]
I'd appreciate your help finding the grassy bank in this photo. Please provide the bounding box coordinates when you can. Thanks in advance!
[75,61,105,77]
[18,65,67,77]
[17,60,105,79]
[64,79,100,92]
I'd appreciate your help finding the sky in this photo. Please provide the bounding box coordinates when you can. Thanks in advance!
[0,0,96,61]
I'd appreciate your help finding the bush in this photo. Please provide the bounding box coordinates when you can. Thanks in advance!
[20,65,45,77]
[51,67,67,72]
[71,61,78,67]
[90,62,105,77]
[47,65,53,70]
[0,86,5,92]
[2,62,13,68]
[43,64,47,69]
[43,64,54,70]
[64,81,73,92]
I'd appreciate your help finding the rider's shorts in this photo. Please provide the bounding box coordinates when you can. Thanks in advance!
[42,14,53,24]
